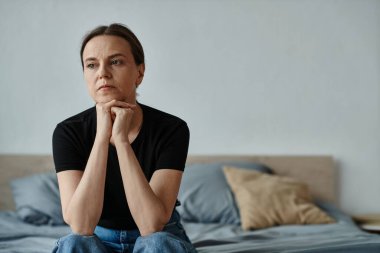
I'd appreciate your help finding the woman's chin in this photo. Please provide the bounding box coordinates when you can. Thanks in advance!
[94,95,131,104]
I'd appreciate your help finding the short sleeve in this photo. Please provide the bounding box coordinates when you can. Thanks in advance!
[52,123,87,172]
[156,122,190,171]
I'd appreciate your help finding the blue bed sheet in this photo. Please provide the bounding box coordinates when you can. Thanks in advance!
[0,211,69,253]
[1,202,380,253]
[183,202,380,253]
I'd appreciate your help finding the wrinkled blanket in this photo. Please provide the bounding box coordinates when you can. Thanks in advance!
[1,203,380,253]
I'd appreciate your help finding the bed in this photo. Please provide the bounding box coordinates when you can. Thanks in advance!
[1,154,380,253]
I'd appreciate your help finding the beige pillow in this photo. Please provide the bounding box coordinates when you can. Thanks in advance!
[223,166,335,230]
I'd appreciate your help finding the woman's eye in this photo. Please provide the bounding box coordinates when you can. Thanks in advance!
[111,59,122,65]
[86,63,95,69]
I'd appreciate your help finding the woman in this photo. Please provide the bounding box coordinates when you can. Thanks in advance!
[52,23,196,253]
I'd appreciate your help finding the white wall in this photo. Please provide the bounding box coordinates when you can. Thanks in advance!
[0,0,379,215]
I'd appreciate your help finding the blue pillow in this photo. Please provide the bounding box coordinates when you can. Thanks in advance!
[178,162,272,224]
[10,172,64,225]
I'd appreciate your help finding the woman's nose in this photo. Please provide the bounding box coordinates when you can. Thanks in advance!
[98,64,111,79]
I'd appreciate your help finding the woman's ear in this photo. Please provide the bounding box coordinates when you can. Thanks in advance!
[136,64,145,86]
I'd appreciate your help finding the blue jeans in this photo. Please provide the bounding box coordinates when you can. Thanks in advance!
[52,210,197,253]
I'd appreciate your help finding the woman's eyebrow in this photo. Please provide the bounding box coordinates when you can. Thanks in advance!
[108,53,126,59]
[84,54,126,63]
[84,57,97,63]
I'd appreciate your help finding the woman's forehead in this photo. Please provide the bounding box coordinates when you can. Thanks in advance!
[83,35,132,58]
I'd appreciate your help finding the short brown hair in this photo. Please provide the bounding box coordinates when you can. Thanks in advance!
[80,23,145,69]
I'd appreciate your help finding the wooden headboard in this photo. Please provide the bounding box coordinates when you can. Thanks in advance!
[0,154,337,210]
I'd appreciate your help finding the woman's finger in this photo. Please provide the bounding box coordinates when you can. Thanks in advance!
[96,100,136,108]
[111,106,134,115]
[105,100,137,109]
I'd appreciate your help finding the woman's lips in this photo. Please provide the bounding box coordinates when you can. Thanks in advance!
[98,84,115,91]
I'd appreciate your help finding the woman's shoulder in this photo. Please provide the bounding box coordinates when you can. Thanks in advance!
[53,107,96,142]
[139,103,189,144]
[140,103,187,126]
[54,107,96,139]
[57,107,96,126]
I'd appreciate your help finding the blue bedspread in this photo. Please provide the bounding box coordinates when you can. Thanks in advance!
[184,202,380,253]
[0,211,70,253]
[1,202,380,253]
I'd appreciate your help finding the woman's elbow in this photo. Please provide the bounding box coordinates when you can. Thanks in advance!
[62,210,71,225]
[70,224,95,236]
[139,217,169,236]
[139,223,165,237]
[139,214,171,236]
[63,212,95,236]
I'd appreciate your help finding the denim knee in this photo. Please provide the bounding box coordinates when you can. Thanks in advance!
[52,233,110,253]
[133,231,197,253]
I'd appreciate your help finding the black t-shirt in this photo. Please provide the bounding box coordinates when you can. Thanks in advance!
[52,103,190,230]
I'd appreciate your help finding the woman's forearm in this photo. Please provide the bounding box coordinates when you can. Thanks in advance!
[115,140,168,236]
[65,135,109,235]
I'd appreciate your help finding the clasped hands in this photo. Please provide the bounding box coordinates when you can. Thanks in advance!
[95,100,136,144]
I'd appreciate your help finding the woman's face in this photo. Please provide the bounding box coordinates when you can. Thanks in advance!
[82,35,144,104]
